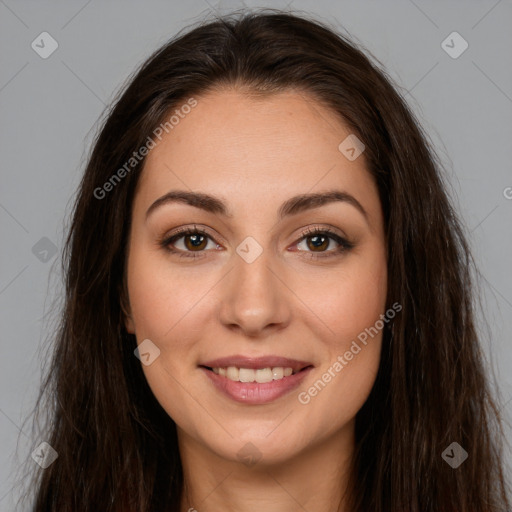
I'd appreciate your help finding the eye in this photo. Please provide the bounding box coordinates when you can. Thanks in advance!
[293,226,354,259]
[160,225,220,259]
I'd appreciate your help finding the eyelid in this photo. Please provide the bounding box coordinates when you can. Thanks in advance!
[294,224,348,243]
[161,224,223,245]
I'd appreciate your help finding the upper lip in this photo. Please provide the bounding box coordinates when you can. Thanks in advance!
[200,355,313,373]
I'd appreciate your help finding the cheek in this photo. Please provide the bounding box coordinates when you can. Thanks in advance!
[293,249,387,343]
[335,266,387,338]
[126,245,216,340]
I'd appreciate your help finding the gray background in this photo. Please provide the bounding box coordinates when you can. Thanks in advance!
[1,0,511,509]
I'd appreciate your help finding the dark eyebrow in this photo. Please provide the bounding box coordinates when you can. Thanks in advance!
[145,189,369,224]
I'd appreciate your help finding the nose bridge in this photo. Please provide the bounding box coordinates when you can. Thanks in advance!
[217,236,290,335]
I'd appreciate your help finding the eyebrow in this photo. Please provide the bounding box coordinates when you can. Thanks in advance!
[145,189,369,224]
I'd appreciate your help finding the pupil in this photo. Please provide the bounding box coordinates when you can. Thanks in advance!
[188,234,205,248]
[309,235,327,250]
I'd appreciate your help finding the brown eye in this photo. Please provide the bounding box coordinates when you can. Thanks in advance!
[294,227,354,259]
[183,233,208,251]
[161,227,219,258]
[305,234,330,252]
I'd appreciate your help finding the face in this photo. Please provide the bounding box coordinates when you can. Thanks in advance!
[123,89,387,466]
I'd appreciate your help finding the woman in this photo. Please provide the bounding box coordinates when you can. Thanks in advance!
[25,9,510,512]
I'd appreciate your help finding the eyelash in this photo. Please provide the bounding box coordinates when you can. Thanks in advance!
[159,225,354,261]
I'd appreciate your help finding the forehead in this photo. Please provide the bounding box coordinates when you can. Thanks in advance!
[134,89,380,221]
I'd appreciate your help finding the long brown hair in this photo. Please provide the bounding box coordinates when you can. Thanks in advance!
[22,9,510,511]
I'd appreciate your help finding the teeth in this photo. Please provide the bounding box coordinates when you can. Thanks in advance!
[213,366,296,382]
[255,368,273,383]
[272,367,283,380]
[226,366,239,380]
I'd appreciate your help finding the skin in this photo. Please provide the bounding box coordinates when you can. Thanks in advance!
[123,88,388,512]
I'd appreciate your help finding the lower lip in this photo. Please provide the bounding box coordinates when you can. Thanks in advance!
[201,366,313,404]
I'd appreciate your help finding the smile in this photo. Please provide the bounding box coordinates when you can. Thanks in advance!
[199,356,314,404]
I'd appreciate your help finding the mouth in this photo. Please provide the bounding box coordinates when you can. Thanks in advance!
[199,356,314,404]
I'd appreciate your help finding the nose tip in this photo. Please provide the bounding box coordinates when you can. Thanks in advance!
[217,256,291,337]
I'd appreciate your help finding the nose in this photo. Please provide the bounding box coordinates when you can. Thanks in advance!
[217,247,292,338]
